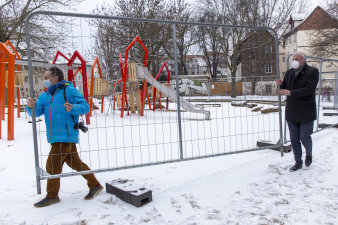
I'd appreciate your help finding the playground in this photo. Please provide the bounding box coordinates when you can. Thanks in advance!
[0,9,337,225]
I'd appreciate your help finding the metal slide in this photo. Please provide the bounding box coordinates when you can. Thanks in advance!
[136,65,210,120]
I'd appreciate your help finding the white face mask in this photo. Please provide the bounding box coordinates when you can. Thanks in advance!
[43,79,51,88]
[291,60,300,69]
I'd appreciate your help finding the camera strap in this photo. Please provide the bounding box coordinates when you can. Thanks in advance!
[63,85,80,124]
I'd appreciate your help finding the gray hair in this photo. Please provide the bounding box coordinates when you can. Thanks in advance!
[46,66,64,81]
[294,52,306,61]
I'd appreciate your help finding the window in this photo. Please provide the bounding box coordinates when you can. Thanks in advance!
[294,33,297,43]
[266,84,272,94]
[282,57,285,62]
[265,44,272,53]
[265,64,272,73]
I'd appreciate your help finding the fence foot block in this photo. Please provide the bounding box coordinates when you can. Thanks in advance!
[323,107,337,110]
[318,123,338,128]
[323,113,338,116]
[106,179,152,207]
[257,141,291,153]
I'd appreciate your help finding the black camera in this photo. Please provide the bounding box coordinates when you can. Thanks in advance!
[74,121,88,133]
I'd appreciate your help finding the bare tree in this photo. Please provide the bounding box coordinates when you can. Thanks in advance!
[196,0,307,97]
[195,11,225,79]
[163,0,196,76]
[93,0,172,77]
[309,2,338,58]
[0,0,83,60]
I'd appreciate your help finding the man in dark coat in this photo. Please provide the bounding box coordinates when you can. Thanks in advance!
[276,52,319,172]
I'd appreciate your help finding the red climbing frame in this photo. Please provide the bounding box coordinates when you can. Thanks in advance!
[120,36,148,118]
[89,57,105,115]
[153,62,171,111]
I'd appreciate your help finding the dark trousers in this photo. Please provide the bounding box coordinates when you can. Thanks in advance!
[46,143,100,198]
[287,121,314,165]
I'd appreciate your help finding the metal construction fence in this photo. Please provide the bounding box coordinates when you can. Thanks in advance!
[283,54,338,143]
[25,11,284,194]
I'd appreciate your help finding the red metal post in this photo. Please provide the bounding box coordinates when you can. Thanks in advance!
[7,50,15,140]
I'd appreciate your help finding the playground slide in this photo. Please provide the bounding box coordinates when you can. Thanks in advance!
[136,65,210,120]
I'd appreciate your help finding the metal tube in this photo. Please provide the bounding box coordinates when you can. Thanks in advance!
[172,24,184,160]
[244,77,246,102]
[335,73,338,109]
[316,59,323,131]
[15,59,82,70]
[274,32,282,156]
[207,79,211,102]
[283,55,292,144]
[26,10,280,33]
[25,15,41,194]
[261,75,263,103]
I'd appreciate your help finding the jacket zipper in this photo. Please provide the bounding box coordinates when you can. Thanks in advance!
[49,94,55,143]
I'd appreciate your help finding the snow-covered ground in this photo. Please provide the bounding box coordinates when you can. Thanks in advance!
[0,97,337,225]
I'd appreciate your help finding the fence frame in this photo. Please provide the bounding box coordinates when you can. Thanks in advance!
[25,11,283,194]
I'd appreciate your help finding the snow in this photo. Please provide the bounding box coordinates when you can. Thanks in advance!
[0,98,338,225]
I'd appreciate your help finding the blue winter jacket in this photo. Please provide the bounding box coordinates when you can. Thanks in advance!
[27,81,89,143]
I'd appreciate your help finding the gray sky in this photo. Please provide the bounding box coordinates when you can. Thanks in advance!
[74,0,328,15]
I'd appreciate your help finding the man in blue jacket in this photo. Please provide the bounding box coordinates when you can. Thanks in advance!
[27,66,103,207]
[276,52,319,172]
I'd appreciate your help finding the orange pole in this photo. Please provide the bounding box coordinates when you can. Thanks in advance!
[5,41,21,118]
[7,54,15,140]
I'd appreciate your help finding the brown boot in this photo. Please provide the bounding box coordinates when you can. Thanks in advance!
[34,197,60,207]
[84,185,103,200]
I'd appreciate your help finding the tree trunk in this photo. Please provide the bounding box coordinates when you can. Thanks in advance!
[231,71,237,98]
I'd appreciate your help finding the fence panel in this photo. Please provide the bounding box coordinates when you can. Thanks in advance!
[25,11,283,194]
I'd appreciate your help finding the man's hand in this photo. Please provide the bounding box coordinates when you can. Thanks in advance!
[279,89,290,96]
[64,102,73,112]
[27,97,36,108]
[276,79,282,86]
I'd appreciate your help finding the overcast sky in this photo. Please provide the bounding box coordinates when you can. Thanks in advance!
[74,0,328,15]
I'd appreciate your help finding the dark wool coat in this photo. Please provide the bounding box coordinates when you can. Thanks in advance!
[280,63,319,123]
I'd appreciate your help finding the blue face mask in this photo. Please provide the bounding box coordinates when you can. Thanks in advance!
[43,79,51,88]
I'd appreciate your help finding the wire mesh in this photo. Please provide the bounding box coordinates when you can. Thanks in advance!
[25,12,283,188]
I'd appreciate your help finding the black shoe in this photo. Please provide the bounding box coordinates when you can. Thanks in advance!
[34,197,60,208]
[305,156,312,167]
[84,184,103,200]
[289,164,302,172]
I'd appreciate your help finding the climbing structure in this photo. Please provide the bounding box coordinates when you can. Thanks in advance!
[113,36,210,120]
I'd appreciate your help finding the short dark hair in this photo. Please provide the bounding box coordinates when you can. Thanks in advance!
[47,66,64,81]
